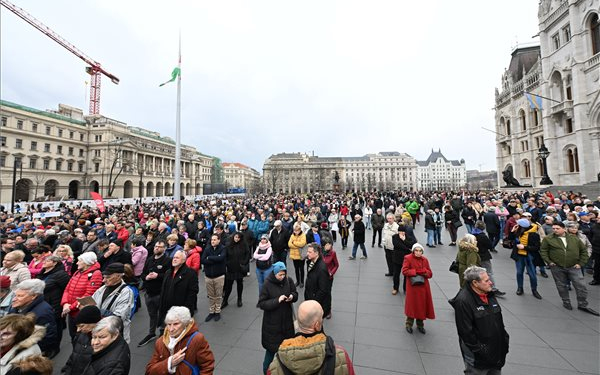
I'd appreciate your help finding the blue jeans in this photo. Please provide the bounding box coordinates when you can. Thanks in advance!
[352,242,367,258]
[434,227,442,244]
[426,229,435,246]
[256,266,273,295]
[515,253,537,290]
[499,220,506,239]
[465,224,474,234]
[365,216,372,230]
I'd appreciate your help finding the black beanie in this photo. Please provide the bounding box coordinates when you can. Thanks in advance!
[75,305,102,325]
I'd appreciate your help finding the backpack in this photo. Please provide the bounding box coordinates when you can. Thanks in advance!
[182,331,201,375]
[127,284,140,318]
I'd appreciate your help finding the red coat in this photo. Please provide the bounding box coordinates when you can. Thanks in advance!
[322,250,339,279]
[60,262,103,316]
[186,247,202,273]
[401,254,435,320]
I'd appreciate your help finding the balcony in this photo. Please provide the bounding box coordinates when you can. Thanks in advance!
[550,100,573,117]
[584,53,600,73]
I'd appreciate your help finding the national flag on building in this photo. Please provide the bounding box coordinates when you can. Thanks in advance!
[525,92,543,110]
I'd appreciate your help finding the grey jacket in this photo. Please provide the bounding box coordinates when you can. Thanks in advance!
[92,281,133,343]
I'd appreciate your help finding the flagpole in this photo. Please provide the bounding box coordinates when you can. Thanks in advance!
[174,31,182,201]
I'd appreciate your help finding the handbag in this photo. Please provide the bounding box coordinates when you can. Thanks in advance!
[449,260,459,274]
[410,275,425,285]
[452,219,463,228]
[502,238,514,249]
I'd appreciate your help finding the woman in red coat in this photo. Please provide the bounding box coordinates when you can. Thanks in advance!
[184,239,202,274]
[321,239,339,319]
[401,243,435,334]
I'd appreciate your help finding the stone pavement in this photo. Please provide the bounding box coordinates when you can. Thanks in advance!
[52,220,600,374]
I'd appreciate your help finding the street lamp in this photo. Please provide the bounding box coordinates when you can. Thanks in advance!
[538,143,553,185]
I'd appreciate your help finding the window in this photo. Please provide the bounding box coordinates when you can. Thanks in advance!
[563,25,571,43]
[95,135,102,142]
[94,163,100,173]
[68,147,74,156]
[15,139,22,149]
[79,149,84,157]
[566,86,572,100]
[522,160,531,178]
[537,159,544,176]
[29,158,37,169]
[93,150,101,157]
[552,33,560,50]
[43,159,49,170]
[56,160,62,170]
[69,131,74,139]
[0,137,5,146]
[0,156,4,167]
[32,123,38,132]
[67,161,73,171]
[58,129,63,137]
[566,118,573,133]
[78,162,84,172]
[566,147,580,172]
[57,145,63,154]
[519,110,526,131]
[532,109,540,126]
[80,133,84,141]
[506,120,511,136]
[1,117,6,126]
[31,141,37,151]
[45,126,51,135]
[14,156,22,167]
[592,13,600,55]
[16,120,23,130]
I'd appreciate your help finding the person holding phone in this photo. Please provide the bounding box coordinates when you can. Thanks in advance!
[257,262,298,374]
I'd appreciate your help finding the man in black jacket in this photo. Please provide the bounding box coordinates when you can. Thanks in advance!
[304,242,331,318]
[99,239,132,271]
[483,207,501,252]
[270,220,290,266]
[138,240,171,347]
[37,255,69,346]
[201,234,227,322]
[157,250,198,331]
[450,266,509,374]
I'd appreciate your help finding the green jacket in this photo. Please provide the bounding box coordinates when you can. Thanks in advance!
[540,233,588,267]
[457,240,481,288]
[406,201,419,215]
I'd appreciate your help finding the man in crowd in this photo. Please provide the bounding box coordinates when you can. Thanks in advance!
[99,239,132,270]
[1,250,30,290]
[382,213,399,277]
[540,221,599,315]
[269,220,290,266]
[267,300,354,374]
[450,266,509,375]
[201,234,227,322]
[158,250,199,328]
[371,208,384,248]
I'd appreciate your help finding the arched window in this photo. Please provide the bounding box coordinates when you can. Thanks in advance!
[532,109,540,126]
[566,147,580,172]
[519,109,526,131]
[522,160,531,178]
[591,13,600,55]
[506,119,511,136]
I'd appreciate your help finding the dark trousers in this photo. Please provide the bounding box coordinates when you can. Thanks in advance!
[331,230,337,242]
[372,228,382,246]
[223,276,244,303]
[273,250,287,267]
[67,315,77,341]
[393,262,406,292]
[488,232,500,249]
[591,252,600,282]
[293,259,305,284]
[384,248,393,274]
[145,292,161,335]
[341,235,348,248]
[447,224,458,243]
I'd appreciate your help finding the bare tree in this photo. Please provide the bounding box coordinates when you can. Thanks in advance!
[106,142,132,197]
[32,174,47,200]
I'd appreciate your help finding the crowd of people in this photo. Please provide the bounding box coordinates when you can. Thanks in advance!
[0,188,598,374]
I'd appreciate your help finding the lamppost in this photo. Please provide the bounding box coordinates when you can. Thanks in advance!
[538,143,553,185]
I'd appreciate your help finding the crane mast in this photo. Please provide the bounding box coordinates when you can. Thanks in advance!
[1,0,120,114]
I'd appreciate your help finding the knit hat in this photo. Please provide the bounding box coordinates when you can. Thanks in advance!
[0,276,11,289]
[74,306,102,325]
[102,262,125,275]
[411,243,424,252]
[78,252,97,265]
[260,234,269,240]
[517,218,530,228]
[272,261,286,275]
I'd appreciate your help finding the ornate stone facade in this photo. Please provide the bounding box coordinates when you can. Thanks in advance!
[0,100,215,202]
[495,0,600,187]
[416,149,467,191]
[262,152,417,193]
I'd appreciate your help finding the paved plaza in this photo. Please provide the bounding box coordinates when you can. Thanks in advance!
[52,220,600,374]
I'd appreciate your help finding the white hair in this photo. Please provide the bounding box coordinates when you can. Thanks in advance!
[93,316,122,336]
[165,306,192,325]
[16,279,45,295]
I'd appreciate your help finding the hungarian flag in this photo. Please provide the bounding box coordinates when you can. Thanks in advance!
[159,67,180,87]
[90,192,106,212]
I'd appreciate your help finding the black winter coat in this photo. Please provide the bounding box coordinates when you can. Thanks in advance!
[201,243,227,278]
[589,222,600,254]
[473,232,493,262]
[226,239,250,280]
[352,221,366,244]
[82,336,130,375]
[483,212,500,235]
[270,228,290,253]
[449,285,509,370]
[98,250,132,271]
[257,273,298,353]
[140,254,171,296]
[158,264,199,323]
[304,257,331,313]
[461,207,477,226]
[424,213,436,230]
[61,333,93,375]
[37,264,70,318]
[10,295,58,354]
[391,234,415,264]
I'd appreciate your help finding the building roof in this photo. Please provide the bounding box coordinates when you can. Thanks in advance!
[418,149,464,167]
[1,99,87,126]
[507,45,540,83]
[222,162,250,169]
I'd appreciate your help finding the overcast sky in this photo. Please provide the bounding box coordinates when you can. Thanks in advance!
[1,0,540,172]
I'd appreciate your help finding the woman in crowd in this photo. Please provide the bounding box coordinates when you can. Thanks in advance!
[337,216,351,250]
[223,232,250,308]
[392,225,415,294]
[424,209,437,247]
[183,239,201,274]
[457,234,480,288]
[327,208,339,242]
[288,223,307,288]
[5,354,53,375]
[53,245,74,276]
[37,255,69,344]
[0,314,44,373]
[254,234,274,295]
[61,305,102,375]
[80,316,130,375]
[321,238,339,319]
[401,243,435,334]
[258,262,298,374]
[60,251,103,339]
[444,205,460,246]
[510,218,542,299]
[27,247,47,278]
[165,234,183,258]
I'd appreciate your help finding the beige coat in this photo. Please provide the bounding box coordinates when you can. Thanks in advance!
[0,325,44,373]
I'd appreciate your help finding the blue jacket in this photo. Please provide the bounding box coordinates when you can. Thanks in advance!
[255,220,270,240]
[10,294,58,354]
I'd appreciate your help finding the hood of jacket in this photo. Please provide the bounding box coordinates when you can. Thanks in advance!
[13,324,45,352]
[160,321,199,347]
[276,332,328,373]
[458,240,479,253]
